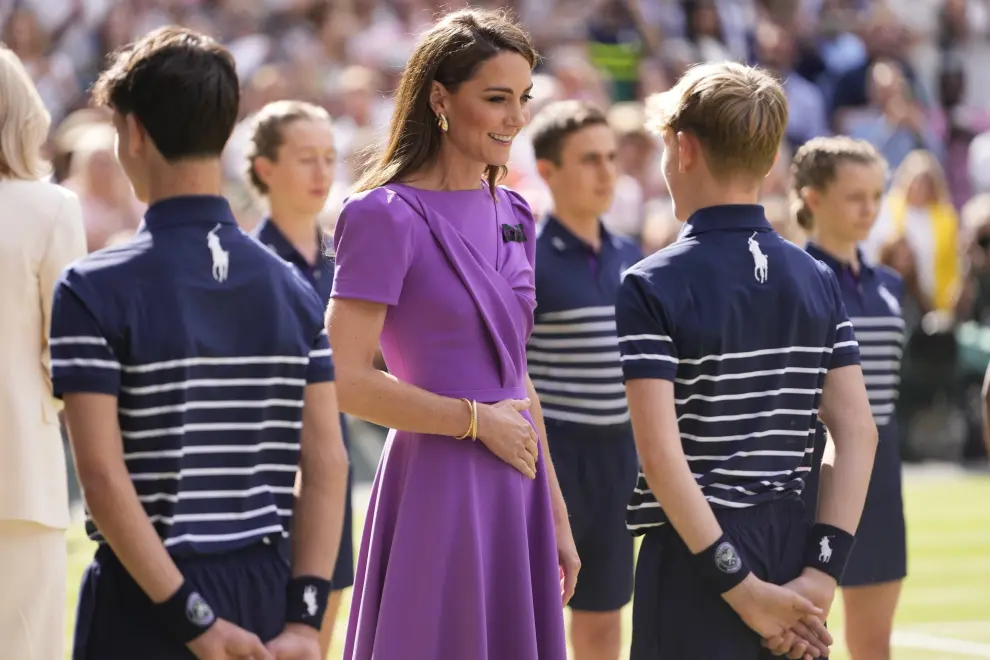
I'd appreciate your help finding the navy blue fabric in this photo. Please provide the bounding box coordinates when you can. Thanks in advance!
[804,243,907,586]
[615,205,861,534]
[529,216,643,432]
[528,215,642,611]
[548,426,638,611]
[252,218,354,590]
[73,542,289,660]
[49,196,333,557]
[630,496,809,660]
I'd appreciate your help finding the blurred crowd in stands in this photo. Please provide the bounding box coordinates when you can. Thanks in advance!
[4,0,990,463]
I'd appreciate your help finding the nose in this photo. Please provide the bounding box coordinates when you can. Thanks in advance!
[508,99,528,130]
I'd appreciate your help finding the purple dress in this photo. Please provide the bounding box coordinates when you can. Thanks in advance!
[330,183,567,660]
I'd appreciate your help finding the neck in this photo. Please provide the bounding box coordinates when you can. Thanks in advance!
[679,180,761,221]
[811,231,860,270]
[554,207,601,251]
[407,144,488,191]
[269,202,320,264]
[145,159,223,205]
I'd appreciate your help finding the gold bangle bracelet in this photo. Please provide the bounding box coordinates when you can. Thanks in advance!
[454,398,474,440]
[470,399,478,441]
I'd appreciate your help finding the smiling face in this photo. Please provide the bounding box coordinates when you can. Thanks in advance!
[430,50,533,169]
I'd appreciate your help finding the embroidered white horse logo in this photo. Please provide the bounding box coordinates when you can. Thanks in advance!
[748,232,768,283]
[206,223,229,283]
[303,585,318,617]
[878,284,901,315]
[819,536,833,563]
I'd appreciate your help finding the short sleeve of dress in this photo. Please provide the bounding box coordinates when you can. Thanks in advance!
[502,187,537,274]
[331,188,416,306]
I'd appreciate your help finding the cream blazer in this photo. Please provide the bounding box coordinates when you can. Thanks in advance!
[0,178,86,529]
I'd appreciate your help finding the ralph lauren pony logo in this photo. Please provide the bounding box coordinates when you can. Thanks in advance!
[501,223,527,244]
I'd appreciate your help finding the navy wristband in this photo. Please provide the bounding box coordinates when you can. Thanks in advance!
[285,576,332,630]
[804,523,855,582]
[154,581,217,644]
[693,534,752,595]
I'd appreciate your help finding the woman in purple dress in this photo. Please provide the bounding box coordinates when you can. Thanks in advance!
[326,9,578,660]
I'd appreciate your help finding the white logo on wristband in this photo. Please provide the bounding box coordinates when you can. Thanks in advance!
[715,542,742,574]
[185,592,216,627]
[819,536,833,563]
[303,585,318,617]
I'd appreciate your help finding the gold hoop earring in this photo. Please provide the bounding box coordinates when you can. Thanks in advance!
[437,113,449,133]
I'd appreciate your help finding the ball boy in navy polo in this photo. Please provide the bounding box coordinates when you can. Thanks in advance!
[526,100,643,660]
[616,62,880,660]
[51,27,349,660]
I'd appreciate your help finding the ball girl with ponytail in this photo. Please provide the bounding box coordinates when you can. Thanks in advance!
[792,136,906,660]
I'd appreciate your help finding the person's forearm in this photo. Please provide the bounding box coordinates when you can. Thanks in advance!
[816,421,877,535]
[525,376,568,525]
[336,364,472,437]
[80,463,184,602]
[639,440,723,553]
[291,444,349,579]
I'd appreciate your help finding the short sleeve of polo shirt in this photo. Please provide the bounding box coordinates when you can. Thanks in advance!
[824,267,861,370]
[331,188,415,306]
[49,272,121,398]
[306,327,335,384]
[615,270,679,382]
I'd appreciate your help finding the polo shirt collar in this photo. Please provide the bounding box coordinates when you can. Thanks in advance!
[544,214,618,253]
[681,204,771,238]
[140,195,237,232]
[805,242,875,277]
[254,218,330,265]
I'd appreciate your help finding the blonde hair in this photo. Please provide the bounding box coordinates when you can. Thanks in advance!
[245,100,332,196]
[791,136,886,230]
[644,61,788,181]
[889,150,951,207]
[0,45,51,180]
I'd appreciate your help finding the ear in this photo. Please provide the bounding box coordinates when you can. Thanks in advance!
[802,186,822,213]
[124,113,146,159]
[675,130,695,174]
[429,81,449,117]
[535,158,556,185]
[253,155,276,188]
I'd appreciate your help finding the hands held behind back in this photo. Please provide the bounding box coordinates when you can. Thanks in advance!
[722,574,833,659]
[475,398,540,479]
[762,569,838,659]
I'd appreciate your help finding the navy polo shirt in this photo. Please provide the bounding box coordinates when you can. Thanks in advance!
[615,205,860,534]
[252,218,349,449]
[252,218,333,304]
[806,243,905,427]
[49,196,333,557]
[528,216,643,434]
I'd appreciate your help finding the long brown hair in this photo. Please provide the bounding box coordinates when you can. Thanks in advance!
[354,8,537,195]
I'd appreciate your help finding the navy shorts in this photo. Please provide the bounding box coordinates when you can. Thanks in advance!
[547,420,638,612]
[841,423,906,586]
[73,541,289,660]
[72,543,291,660]
[631,496,809,660]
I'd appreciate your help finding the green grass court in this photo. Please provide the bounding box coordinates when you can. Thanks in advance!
[64,470,990,659]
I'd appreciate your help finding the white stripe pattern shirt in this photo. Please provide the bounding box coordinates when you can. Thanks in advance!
[615,207,862,534]
[49,197,333,556]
